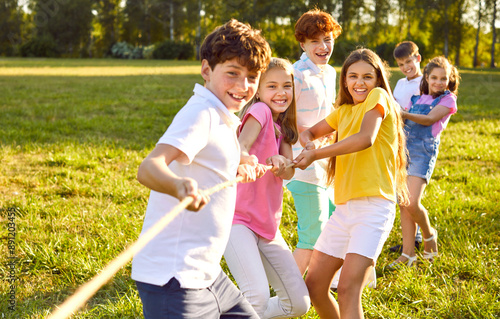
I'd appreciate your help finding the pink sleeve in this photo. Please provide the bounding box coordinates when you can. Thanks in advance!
[431,93,457,137]
[240,102,270,132]
[437,94,457,115]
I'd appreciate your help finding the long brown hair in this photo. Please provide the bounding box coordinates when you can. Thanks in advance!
[326,48,409,205]
[239,58,299,144]
[420,56,460,98]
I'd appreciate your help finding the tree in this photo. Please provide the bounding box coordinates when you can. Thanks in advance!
[490,0,498,67]
[474,0,484,67]
[94,0,122,56]
[32,0,94,56]
[450,0,468,66]
[0,0,22,56]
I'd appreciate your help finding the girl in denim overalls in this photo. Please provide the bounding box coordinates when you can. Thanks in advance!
[389,56,460,268]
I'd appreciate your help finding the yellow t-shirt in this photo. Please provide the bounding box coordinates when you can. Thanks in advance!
[325,88,398,205]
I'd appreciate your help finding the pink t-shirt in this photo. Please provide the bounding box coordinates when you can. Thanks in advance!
[411,93,457,137]
[233,102,284,240]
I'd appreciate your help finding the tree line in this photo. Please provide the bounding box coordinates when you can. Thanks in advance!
[1,0,498,67]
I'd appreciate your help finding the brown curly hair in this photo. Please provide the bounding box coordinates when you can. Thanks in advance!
[200,19,271,73]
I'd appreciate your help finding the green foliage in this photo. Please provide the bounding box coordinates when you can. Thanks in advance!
[331,38,359,65]
[152,40,194,60]
[374,41,399,65]
[19,34,59,58]
[110,42,146,59]
[142,45,155,59]
[110,41,134,59]
[32,0,94,57]
[0,59,499,318]
[4,0,500,66]
[271,37,299,61]
[0,0,22,56]
[93,0,121,56]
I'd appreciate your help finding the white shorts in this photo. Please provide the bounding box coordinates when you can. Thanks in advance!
[314,196,396,260]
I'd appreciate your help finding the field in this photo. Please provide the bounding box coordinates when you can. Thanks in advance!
[0,58,499,318]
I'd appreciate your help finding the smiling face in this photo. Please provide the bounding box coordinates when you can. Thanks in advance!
[300,32,334,66]
[257,67,294,121]
[201,58,261,112]
[395,54,422,80]
[426,67,449,96]
[345,61,379,105]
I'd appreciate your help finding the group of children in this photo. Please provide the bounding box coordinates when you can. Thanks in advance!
[130,8,460,319]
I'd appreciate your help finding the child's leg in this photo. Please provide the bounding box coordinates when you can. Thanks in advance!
[404,176,437,253]
[292,248,313,275]
[288,181,333,274]
[336,253,374,319]
[211,272,260,319]
[399,204,418,259]
[305,249,342,319]
[224,224,270,317]
[259,231,310,319]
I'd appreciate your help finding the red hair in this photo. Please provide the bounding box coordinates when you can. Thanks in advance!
[294,9,342,42]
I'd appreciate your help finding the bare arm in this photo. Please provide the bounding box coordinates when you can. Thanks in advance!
[402,104,451,126]
[238,115,267,178]
[137,144,209,211]
[238,116,262,162]
[266,141,295,180]
[294,106,384,169]
[299,119,336,150]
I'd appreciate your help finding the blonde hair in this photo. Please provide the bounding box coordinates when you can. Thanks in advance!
[239,58,299,144]
[327,48,409,205]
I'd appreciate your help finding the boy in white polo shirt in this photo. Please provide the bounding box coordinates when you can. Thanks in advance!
[391,40,423,253]
[131,19,271,319]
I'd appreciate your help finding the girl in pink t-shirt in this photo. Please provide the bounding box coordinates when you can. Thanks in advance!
[224,58,310,319]
[389,56,460,268]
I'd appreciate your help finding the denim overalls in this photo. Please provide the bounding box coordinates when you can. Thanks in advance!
[405,91,450,183]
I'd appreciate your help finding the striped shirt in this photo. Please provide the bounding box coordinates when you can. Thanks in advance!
[286,52,336,186]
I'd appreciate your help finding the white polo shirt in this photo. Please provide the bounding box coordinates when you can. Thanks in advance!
[393,76,423,110]
[287,53,336,186]
[132,84,241,288]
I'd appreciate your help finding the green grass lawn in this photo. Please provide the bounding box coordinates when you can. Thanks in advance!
[0,58,499,318]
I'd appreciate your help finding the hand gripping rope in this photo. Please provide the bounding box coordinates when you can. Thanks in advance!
[48,164,292,318]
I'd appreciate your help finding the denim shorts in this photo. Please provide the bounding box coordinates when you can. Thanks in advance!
[136,272,258,319]
[406,136,439,183]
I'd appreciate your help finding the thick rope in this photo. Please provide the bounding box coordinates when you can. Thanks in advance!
[48,163,294,319]
[48,176,244,319]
